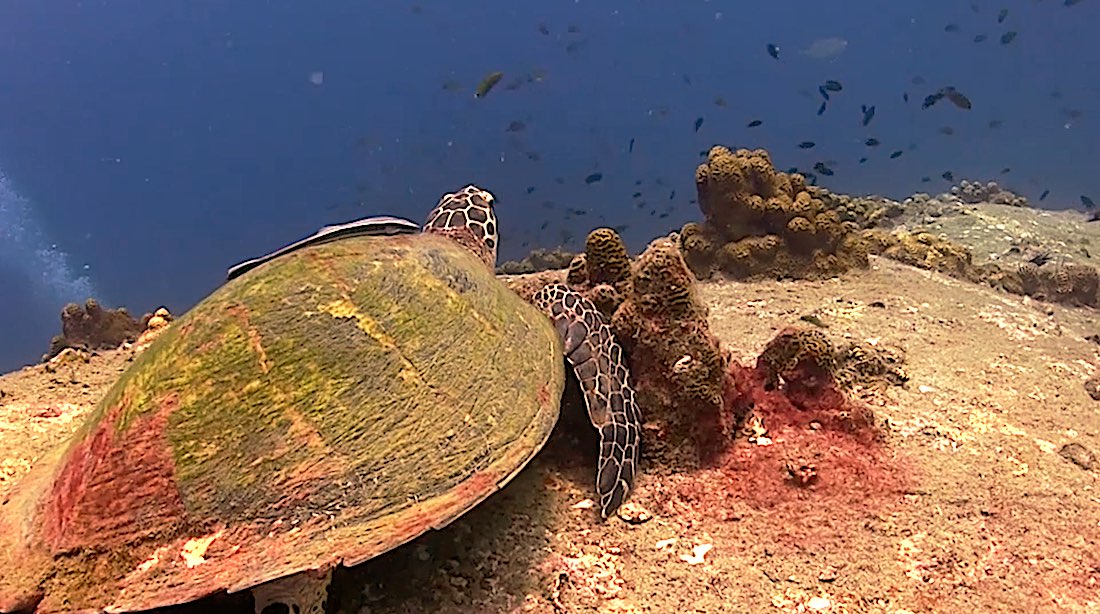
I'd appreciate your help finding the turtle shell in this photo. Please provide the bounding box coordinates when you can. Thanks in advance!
[0,231,564,613]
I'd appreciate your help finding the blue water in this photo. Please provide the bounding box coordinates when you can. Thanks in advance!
[0,0,1096,371]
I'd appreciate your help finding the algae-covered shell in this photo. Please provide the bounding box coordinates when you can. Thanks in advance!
[0,231,565,613]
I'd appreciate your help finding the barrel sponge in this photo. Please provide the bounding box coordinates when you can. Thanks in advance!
[566,253,589,286]
[584,228,632,288]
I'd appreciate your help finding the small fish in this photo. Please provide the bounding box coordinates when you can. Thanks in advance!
[805,172,819,185]
[997,8,1009,23]
[669,190,676,200]
[938,126,955,135]
[698,149,709,157]
[818,85,831,101]
[921,176,931,183]
[694,117,704,132]
[798,141,816,149]
[584,172,603,185]
[567,24,581,34]
[1082,195,1096,210]
[944,23,960,32]
[747,119,763,127]
[1066,0,1084,5]
[1039,189,1050,201]
[889,150,904,159]
[767,43,780,59]
[817,101,827,116]
[441,80,463,92]
[628,137,635,153]
[813,161,834,176]
[912,76,927,85]
[1000,31,1018,45]
[632,192,642,198]
[505,120,526,132]
[865,138,880,146]
[1000,167,1011,174]
[823,79,843,92]
[554,177,565,184]
[903,92,910,103]
[858,157,869,164]
[922,91,944,109]
[941,87,971,110]
[942,171,955,181]
[525,151,541,161]
[475,71,504,98]
[861,104,876,126]
[526,186,536,194]
[988,119,1004,129]
[714,97,728,107]
[973,34,987,43]
[786,167,799,174]
[538,22,550,35]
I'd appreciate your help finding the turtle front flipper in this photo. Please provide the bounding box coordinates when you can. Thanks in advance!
[533,282,641,518]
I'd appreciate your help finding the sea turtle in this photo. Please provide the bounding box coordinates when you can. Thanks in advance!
[0,185,641,614]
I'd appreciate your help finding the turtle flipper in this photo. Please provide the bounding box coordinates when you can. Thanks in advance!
[533,283,641,518]
[423,185,499,268]
[226,216,420,281]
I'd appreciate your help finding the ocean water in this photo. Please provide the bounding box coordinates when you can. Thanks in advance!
[0,0,1096,371]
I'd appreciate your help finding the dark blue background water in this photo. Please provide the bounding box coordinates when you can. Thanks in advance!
[0,0,1096,371]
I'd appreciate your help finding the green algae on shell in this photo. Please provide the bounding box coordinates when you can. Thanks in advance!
[0,230,565,613]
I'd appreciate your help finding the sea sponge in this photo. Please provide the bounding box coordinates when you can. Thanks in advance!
[44,299,144,361]
[687,145,870,281]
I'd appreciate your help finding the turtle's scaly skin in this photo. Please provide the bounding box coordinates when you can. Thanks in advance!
[423,185,499,268]
[0,230,564,613]
[533,282,639,514]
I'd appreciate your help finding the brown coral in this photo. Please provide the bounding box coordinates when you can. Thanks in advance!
[583,228,632,291]
[44,299,144,361]
[687,146,870,281]
[608,238,734,466]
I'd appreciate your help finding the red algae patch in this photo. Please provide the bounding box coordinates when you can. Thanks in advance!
[44,393,185,552]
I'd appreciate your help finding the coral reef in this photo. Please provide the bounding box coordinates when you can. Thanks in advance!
[951,180,1030,207]
[864,229,979,281]
[44,299,143,361]
[497,247,575,275]
[809,187,904,229]
[683,146,870,280]
[563,229,734,467]
[732,327,884,443]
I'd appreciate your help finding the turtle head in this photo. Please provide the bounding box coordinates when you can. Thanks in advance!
[423,185,498,268]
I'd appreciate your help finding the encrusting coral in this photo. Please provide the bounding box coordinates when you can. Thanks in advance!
[682,146,870,280]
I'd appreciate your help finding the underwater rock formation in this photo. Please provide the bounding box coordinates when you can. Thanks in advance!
[43,299,143,361]
[566,228,734,467]
[681,146,870,281]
